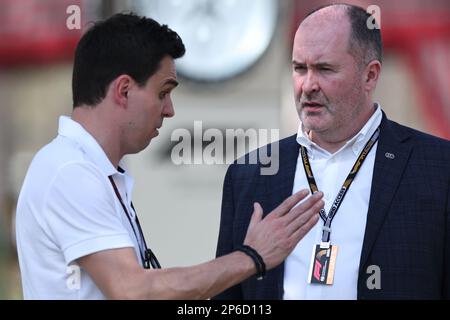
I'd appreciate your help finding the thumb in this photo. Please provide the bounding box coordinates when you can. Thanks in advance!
[249,202,263,229]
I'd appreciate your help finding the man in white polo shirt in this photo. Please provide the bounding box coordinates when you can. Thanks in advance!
[15,13,324,299]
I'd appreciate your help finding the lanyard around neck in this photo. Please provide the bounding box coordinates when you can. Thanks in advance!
[300,127,380,243]
[108,176,161,269]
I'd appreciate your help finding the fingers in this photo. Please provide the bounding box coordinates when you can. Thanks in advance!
[284,191,324,224]
[287,210,321,249]
[248,202,263,230]
[270,189,310,218]
[286,198,324,236]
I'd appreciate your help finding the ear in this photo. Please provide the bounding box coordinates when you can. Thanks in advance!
[364,60,381,93]
[112,75,134,109]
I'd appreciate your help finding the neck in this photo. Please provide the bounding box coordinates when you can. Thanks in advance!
[308,104,376,153]
[72,105,122,168]
[308,132,352,154]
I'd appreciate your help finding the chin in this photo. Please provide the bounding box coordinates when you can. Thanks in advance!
[144,138,153,148]
[135,138,153,153]
[302,114,321,126]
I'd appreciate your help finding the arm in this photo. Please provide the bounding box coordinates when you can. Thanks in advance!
[78,247,255,300]
[78,189,323,299]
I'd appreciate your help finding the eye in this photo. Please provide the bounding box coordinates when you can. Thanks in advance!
[319,66,333,72]
[294,65,307,73]
[159,91,169,100]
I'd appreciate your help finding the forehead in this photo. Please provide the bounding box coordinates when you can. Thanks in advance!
[293,13,352,63]
[155,56,177,79]
[147,55,177,87]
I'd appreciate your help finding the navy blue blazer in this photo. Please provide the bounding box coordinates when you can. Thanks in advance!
[214,114,450,300]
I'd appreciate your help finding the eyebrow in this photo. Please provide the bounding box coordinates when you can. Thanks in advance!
[292,60,335,68]
[163,79,179,88]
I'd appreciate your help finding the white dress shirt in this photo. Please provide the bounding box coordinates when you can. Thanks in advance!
[283,104,382,300]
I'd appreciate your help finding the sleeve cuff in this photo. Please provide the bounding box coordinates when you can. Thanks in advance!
[63,233,135,264]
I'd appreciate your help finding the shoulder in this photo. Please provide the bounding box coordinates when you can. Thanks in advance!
[226,134,297,179]
[382,119,450,173]
[16,137,113,240]
[23,136,108,203]
[29,135,88,175]
[385,119,450,152]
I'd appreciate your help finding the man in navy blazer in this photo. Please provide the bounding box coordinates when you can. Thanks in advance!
[214,4,450,300]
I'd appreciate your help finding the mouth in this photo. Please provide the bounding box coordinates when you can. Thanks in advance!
[302,101,324,109]
[154,124,163,136]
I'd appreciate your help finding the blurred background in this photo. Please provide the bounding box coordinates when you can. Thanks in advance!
[0,0,449,299]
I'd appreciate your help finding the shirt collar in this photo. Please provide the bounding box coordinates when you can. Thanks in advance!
[296,103,382,157]
[57,116,126,177]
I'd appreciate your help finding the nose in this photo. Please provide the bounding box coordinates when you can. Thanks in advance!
[163,98,175,118]
[302,70,320,96]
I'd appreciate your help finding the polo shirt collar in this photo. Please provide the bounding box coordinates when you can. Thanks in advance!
[296,103,382,157]
[57,116,125,177]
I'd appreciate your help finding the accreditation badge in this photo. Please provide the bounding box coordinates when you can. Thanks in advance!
[307,242,338,285]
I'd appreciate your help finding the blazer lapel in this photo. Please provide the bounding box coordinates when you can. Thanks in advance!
[359,114,413,271]
[265,135,300,208]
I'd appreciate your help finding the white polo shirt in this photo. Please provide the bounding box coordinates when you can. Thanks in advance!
[16,116,144,299]
[283,105,382,300]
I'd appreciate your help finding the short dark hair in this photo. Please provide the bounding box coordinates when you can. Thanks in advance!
[72,13,185,108]
[301,3,383,66]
